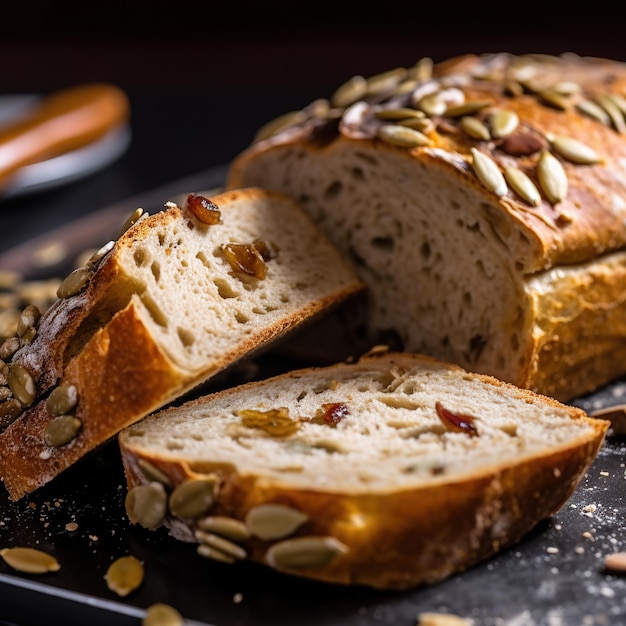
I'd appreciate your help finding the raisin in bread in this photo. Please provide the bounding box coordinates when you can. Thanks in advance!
[226,52,626,402]
[118,350,609,590]
[0,187,364,501]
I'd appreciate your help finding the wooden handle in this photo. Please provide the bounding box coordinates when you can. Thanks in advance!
[0,83,130,189]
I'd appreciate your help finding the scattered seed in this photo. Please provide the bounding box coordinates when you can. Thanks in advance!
[87,241,115,269]
[105,555,144,597]
[504,166,541,206]
[246,503,309,540]
[56,267,90,299]
[0,398,21,430]
[143,603,185,626]
[460,116,490,141]
[378,124,431,148]
[0,547,60,574]
[197,516,251,542]
[374,107,425,121]
[194,529,247,560]
[595,94,626,133]
[537,150,568,204]
[537,88,569,110]
[0,337,20,360]
[365,67,406,97]
[489,108,519,138]
[444,99,493,118]
[266,536,348,570]
[331,75,368,109]
[119,209,146,237]
[197,543,236,564]
[417,613,472,626]
[408,57,433,82]
[137,458,172,488]
[547,133,602,165]
[8,363,35,407]
[253,110,306,142]
[168,476,219,519]
[125,482,168,529]
[16,305,40,337]
[576,98,611,125]
[44,415,82,447]
[46,381,78,416]
[470,148,507,196]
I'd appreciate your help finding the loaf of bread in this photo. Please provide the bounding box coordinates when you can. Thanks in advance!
[0,187,364,500]
[118,349,609,590]
[226,52,626,402]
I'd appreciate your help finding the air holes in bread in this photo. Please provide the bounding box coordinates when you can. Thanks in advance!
[140,293,168,328]
[151,261,161,282]
[133,248,149,267]
[323,181,342,200]
[177,327,195,348]
[214,278,238,299]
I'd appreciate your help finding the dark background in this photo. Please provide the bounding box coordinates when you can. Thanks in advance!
[1,0,625,250]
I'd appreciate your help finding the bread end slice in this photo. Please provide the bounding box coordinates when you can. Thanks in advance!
[0,187,364,500]
[118,349,609,590]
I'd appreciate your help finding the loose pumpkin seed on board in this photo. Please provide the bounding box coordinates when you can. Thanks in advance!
[105,555,144,597]
[0,546,60,574]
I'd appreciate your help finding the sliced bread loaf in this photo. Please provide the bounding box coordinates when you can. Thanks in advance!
[118,349,609,590]
[226,52,626,402]
[0,187,364,500]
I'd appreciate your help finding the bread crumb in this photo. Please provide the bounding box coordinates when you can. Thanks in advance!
[546,546,559,554]
[600,471,609,476]
[583,504,597,513]
[417,613,472,626]
[583,531,594,540]
[233,592,243,604]
[65,522,78,532]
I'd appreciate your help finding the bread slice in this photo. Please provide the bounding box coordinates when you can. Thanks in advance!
[0,187,364,500]
[226,52,626,402]
[118,349,609,590]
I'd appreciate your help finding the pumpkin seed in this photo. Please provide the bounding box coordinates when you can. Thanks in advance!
[470,148,507,196]
[605,93,626,116]
[444,100,493,118]
[594,95,625,133]
[245,503,309,540]
[374,107,425,121]
[547,134,602,164]
[168,476,218,519]
[0,546,60,574]
[194,530,246,560]
[137,458,172,487]
[459,116,490,141]
[504,166,541,206]
[378,125,431,148]
[397,117,434,133]
[408,57,433,82]
[537,150,568,204]
[46,381,78,416]
[105,555,144,597]
[119,209,146,238]
[253,110,306,142]
[0,398,21,429]
[44,415,81,447]
[87,240,115,269]
[57,267,90,299]
[143,603,184,626]
[125,482,168,529]
[21,326,37,344]
[489,109,519,138]
[8,364,35,407]
[197,543,236,564]
[197,515,251,541]
[537,88,569,110]
[503,80,524,97]
[331,75,368,109]
[365,67,406,97]
[415,92,448,116]
[0,337,20,360]
[265,536,348,570]
[576,98,610,125]
[16,305,40,337]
